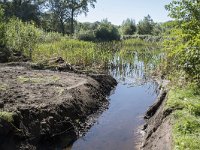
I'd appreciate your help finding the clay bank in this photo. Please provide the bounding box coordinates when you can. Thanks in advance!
[0,62,117,149]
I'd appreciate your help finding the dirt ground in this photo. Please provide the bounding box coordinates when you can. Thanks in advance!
[0,63,117,150]
[139,80,172,150]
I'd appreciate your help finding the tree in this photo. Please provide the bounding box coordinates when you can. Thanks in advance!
[76,21,99,32]
[95,19,120,41]
[0,0,44,24]
[0,5,5,46]
[137,15,155,35]
[48,0,69,35]
[46,0,96,35]
[121,18,136,35]
[165,0,200,21]
[164,0,200,83]
[67,0,96,35]
[151,23,165,36]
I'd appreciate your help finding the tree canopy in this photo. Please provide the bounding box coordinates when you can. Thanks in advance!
[0,5,5,46]
[164,0,200,84]
[121,18,136,35]
[0,0,97,35]
[95,19,120,41]
[137,15,155,35]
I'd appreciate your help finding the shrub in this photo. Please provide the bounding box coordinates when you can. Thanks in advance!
[0,5,5,46]
[38,31,64,43]
[75,30,96,41]
[0,46,11,63]
[121,18,136,35]
[163,26,200,84]
[0,5,11,62]
[164,0,200,85]
[95,20,120,41]
[5,18,41,60]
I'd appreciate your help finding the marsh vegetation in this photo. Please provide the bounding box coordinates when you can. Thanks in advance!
[0,0,200,150]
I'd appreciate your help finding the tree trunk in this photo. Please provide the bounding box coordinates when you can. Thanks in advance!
[70,9,74,35]
[60,19,65,36]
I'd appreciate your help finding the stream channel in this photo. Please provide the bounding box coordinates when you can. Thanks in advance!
[67,46,161,150]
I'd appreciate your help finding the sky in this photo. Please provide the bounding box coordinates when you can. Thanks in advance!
[77,0,173,25]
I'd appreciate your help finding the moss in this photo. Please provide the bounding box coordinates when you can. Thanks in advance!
[17,75,60,84]
[0,112,14,123]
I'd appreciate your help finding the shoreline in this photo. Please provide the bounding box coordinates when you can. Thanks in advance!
[138,79,172,150]
[0,62,117,149]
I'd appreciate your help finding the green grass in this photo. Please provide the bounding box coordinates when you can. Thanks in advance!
[166,85,200,150]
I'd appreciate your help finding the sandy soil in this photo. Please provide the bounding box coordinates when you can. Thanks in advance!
[0,63,117,150]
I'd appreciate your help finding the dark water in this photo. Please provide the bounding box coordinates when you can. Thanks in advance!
[67,48,160,150]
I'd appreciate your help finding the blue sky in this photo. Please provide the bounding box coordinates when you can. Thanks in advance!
[77,0,173,25]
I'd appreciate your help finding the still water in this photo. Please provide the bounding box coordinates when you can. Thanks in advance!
[67,49,160,150]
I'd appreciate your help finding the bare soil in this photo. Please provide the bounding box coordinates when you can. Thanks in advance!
[0,63,117,150]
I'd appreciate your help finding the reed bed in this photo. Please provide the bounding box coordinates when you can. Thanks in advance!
[33,38,162,70]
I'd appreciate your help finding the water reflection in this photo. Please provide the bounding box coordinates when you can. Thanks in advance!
[107,46,162,86]
[69,82,158,150]
[66,45,161,150]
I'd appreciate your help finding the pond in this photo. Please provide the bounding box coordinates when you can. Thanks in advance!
[66,45,161,150]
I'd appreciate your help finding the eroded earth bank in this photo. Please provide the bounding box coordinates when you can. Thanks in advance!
[140,80,172,150]
[0,62,117,150]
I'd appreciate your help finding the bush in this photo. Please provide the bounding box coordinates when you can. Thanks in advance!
[95,20,120,41]
[0,5,11,62]
[164,26,200,84]
[0,5,5,46]
[5,18,41,60]
[38,31,64,43]
[121,18,136,35]
[164,0,200,85]
[0,46,11,63]
[75,30,96,41]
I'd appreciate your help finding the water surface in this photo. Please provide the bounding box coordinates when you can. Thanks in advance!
[67,47,160,150]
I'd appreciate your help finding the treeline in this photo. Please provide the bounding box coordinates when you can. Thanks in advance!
[0,1,163,63]
[0,0,164,41]
[75,15,165,41]
[0,0,97,35]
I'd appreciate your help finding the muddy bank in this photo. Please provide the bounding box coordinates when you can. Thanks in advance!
[140,80,172,150]
[0,63,117,150]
